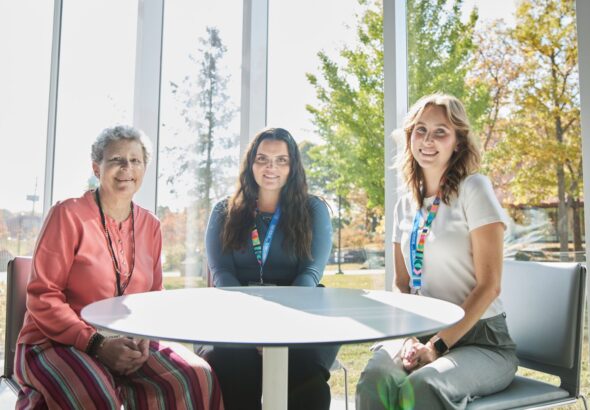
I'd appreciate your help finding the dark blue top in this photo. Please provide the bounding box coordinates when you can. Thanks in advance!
[206,196,333,287]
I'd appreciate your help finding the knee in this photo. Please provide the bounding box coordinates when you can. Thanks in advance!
[358,349,402,388]
[405,369,440,406]
[358,361,393,392]
[356,352,404,408]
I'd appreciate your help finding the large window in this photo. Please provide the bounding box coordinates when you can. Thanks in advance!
[157,0,242,288]
[52,1,137,203]
[0,0,54,372]
[404,0,583,262]
[268,0,386,291]
[0,2,54,265]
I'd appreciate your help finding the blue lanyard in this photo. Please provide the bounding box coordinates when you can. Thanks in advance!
[409,211,422,293]
[409,196,441,294]
[251,206,281,283]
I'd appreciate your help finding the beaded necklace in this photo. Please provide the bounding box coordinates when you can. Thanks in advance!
[95,189,135,296]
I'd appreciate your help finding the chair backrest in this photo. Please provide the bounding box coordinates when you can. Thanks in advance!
[3,256,31,379]
[501,260,586,396]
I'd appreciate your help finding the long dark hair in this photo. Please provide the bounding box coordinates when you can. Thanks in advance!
[222,128,313,259]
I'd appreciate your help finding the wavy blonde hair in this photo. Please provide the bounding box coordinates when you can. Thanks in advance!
[402,94,480,206]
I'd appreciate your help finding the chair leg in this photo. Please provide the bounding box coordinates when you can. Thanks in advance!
[580,395,588,410]
[342,365,348,410]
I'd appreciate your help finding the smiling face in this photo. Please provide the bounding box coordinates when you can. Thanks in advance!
[410,104,458,177]
[92,139,146,200]
[251,139,291,195]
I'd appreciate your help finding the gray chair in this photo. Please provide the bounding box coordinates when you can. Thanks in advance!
[1,256,31,395]
[468,260,587,409]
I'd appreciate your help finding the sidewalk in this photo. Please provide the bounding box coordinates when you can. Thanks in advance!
[324,268,383,275]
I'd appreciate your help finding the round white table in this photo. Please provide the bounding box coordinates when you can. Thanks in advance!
[81,286,464,409]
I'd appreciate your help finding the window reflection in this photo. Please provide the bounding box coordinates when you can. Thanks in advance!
[0,1,53,264]
[268,0,386,290]
[52,1,137,203]
[158,1,242,289]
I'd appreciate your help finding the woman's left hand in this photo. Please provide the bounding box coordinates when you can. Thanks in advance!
[121,338,150,375]
[402,340,439,372]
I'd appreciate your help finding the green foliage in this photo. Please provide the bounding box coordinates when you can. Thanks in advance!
[306,1,385,210]
[484,0,580,205]
[407,0,488,131]
[306,0,490,218]
[169,26,237,208]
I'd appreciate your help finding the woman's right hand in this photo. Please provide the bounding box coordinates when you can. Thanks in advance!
[95,337,145,375]
[401,337,423,372]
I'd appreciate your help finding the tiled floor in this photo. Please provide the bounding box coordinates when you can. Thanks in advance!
[331,397,355,410]
[0,379,17,410]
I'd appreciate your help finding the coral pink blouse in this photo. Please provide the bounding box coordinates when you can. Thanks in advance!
[17,190,163,352]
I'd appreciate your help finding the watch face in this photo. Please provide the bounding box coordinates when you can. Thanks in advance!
[434,338,448,354]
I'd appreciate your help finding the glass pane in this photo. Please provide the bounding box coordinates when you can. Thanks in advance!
[158,0,242,289]
[407,0,583,262]
[268,0,385,293]
[52,1,138,203]
[0,1,53,261]
[0,0,53,373]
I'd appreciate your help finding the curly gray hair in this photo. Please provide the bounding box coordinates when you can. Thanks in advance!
[91,125,152,164]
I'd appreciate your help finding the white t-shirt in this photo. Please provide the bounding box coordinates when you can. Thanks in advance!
[394,173,508,319]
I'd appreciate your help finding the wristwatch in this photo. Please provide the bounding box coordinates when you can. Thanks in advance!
[433,337,449,356]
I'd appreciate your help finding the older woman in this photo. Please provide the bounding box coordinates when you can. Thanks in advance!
[15,126,223,410]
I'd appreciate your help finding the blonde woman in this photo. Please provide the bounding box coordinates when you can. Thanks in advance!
[356,95,517,409]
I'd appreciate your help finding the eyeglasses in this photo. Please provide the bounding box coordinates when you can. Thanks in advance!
[106,157,144,168]
[254,155,290,167]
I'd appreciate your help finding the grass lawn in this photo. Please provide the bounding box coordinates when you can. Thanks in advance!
[1,274,587,408]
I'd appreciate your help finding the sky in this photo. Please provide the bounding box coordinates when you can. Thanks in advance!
[0,0,516,214]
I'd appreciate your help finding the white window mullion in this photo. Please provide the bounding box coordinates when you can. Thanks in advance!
[383,0,408,291]
[240,0,269,155]
[574,0,590,353]
[133,0,164,212]
[43,0,63,217]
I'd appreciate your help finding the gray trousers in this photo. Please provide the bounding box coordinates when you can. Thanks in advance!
[356,313,518,410]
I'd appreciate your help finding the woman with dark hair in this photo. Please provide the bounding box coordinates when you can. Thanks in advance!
[356,94,517,409]
[204,127,338,409]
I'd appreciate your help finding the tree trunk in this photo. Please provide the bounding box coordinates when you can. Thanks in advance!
[570,196,584,262]
[557,165,569,261]
[337,195,343,274]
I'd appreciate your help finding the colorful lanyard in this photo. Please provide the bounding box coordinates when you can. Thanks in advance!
[409,195,441,294]
[95,189,135,296]
[251,206,281,284]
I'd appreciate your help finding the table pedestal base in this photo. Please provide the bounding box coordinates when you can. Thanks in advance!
[262,346,288,410]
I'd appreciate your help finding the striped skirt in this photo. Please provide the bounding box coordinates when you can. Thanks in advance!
[14,340,223,410]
